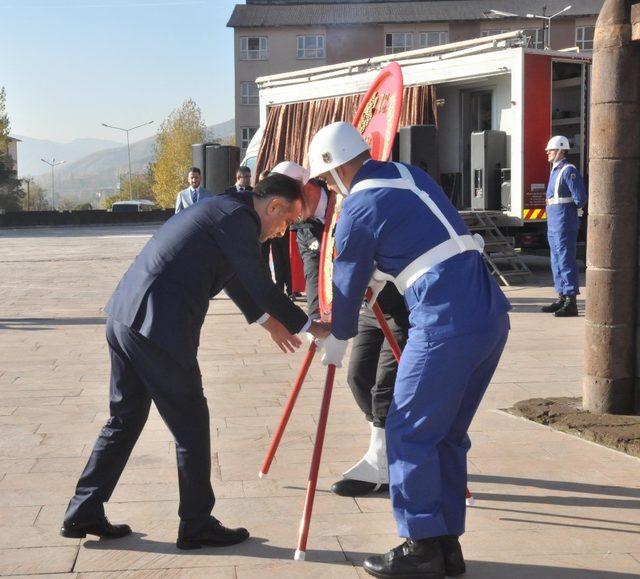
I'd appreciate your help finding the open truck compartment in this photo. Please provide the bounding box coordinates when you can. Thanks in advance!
[252,32,591,245]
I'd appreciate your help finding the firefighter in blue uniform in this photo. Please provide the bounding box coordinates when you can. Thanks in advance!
[541,136,588,317]
[308,122,511,579]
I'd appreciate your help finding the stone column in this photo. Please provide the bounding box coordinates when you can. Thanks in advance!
[584,0,640,414]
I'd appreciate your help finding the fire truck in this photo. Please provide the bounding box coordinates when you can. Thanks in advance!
[244,31,591,250]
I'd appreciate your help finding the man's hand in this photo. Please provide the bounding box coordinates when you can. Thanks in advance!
[261,317,302,353]
[307,320,331,341]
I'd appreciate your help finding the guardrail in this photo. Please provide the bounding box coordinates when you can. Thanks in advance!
[0,209,174,228]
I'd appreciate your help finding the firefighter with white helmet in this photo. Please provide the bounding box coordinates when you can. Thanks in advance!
[541,135,587,317]
[308,121,511,579]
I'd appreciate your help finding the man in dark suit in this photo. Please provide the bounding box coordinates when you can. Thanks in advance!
[223,165,252,194]
[174,166,213,213]
[60,174,330,549]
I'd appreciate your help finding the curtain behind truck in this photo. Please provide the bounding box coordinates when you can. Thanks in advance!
[255,85,438,178]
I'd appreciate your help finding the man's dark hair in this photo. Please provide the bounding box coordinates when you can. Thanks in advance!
[237,165,251,176]
[188,166,201,175]
[253,173,302,204]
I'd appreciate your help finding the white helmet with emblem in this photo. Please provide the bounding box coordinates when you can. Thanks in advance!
[308,122,370,178]
[270,161,310,184]
[545,135,570,151]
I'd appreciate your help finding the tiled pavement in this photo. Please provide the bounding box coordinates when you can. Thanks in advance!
[0,225,639,578]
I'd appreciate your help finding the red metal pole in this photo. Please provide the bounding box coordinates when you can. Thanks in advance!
[365,288,402,363]
[259,341,317,478]
[294,363,336,561]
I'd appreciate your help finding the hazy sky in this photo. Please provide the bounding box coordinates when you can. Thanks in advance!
[2,0,240,144]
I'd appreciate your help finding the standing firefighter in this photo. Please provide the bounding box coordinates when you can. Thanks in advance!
[308,122,511,579]
[541,136,587,317]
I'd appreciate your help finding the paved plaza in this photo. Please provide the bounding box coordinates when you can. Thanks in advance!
[1,225,639,578]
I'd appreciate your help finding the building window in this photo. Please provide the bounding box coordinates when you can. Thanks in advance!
[481,29,508,37]
[240,127,258,152]
[240,81,259,106]
[297,35,325,59]
[418,31,448,48]
[575,26,595,50]
[385,32,413,54]
[240,37,267,60]
[524,28,545,49]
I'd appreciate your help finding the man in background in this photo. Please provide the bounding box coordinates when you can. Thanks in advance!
[175,166,212,213]
[224,165,253,194]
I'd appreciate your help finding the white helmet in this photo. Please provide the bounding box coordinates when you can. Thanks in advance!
[545,135,570,151]
[270,161,310,184]
[308,122,370,178]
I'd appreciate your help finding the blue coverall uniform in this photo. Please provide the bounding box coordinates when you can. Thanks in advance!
[331,160,511,540]
[546,159,587,296]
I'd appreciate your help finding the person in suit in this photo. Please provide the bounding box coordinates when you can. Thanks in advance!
[223,165,252,194]
[60,174,331,550]
[174,166,212,213]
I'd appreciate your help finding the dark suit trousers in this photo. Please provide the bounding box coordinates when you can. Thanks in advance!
[347,306,408,428]
[64,318,214,532]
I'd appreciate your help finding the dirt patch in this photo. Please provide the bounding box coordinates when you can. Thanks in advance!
[507,397,640,458]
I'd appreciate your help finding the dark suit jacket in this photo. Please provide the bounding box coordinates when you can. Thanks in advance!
[105,192,308,366]
[223,185,253,195]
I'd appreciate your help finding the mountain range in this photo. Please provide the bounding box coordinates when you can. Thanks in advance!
[14,119,235,203]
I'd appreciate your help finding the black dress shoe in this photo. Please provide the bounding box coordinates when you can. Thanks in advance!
[363,538,446,579]
[176,517,249,550]
[439,536,465,576]
[60,517,132,539]
[541,295,565,313]
[331,478,389,497]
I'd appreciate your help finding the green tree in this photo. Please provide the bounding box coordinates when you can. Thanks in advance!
[21,178,50,211]
[118,167,155,201]
[151,99,205,208]
[0,87,24,212]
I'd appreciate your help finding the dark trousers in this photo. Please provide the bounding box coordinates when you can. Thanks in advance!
[64,318,214,533]
[347,305,409,427]
[296,224,323,320]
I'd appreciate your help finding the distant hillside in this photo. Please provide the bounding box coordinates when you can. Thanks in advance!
[29,119,235,202]
[15,136,121,177]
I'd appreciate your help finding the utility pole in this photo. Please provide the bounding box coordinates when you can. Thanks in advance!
[40,158,65,210]
[101,120,154,200]
[584,0,640,414]
[23,177,32,211]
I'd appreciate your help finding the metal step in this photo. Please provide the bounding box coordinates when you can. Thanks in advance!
[460,211,531,287]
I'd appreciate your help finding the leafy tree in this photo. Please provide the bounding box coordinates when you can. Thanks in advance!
[118,168,154,201]
[151,99,205,208]
[0,87,24,212]
[21,179,50,211]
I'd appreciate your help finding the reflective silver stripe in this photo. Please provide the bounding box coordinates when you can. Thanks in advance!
[547,197,574,206]
[395,234,480,292]
[552,163,574,204]
[349,163,480,293]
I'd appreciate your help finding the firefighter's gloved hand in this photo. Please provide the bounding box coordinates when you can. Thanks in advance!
[577,207,584,218]
[366,270,388,309]
[320,335,349,368]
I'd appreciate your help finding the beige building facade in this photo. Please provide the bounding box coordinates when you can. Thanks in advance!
[228,0,601,155]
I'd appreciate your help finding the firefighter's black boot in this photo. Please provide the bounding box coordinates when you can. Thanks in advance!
[555,295,578,317]
[541,295,565,313]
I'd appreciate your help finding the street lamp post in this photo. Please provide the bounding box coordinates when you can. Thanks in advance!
[40,158,65,210]
[101,120,154,200]
[484,5,572,49]
[22,177,32,211]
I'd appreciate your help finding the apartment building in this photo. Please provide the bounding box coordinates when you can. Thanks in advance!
[227,0,602,154]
